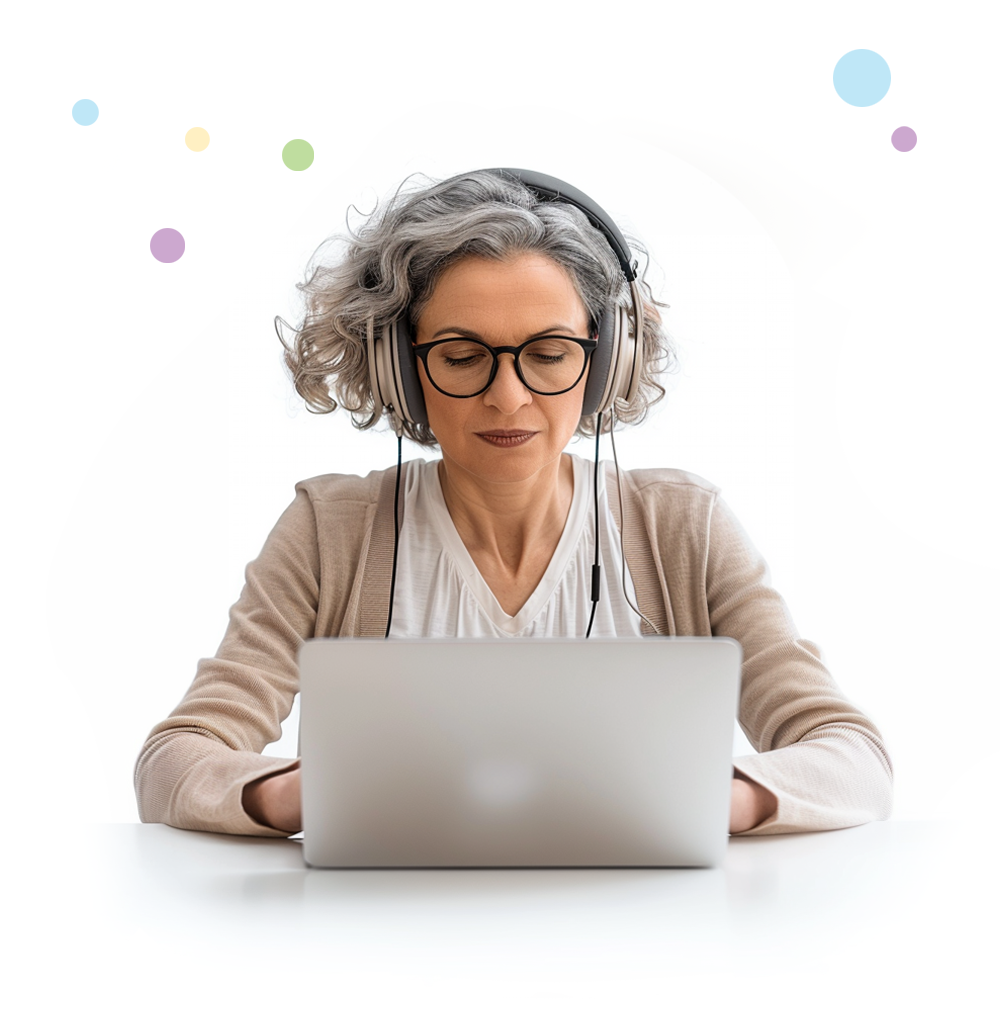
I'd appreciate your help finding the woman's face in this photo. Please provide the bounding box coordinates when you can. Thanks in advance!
[413,252,591,485]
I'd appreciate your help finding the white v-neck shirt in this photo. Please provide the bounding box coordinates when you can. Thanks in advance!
[387,453,644,638]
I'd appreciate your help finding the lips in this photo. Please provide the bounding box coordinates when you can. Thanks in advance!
[476,431,538,447]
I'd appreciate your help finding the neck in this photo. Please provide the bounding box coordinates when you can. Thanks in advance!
[436,452,575,575]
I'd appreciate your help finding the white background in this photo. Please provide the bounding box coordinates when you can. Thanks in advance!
[4,3,998,1033]
[4,2,997,833]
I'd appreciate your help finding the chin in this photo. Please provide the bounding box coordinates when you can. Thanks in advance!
[451,439,566,483]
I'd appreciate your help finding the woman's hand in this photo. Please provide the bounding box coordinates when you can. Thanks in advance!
[729,775,778,834]
[242,764,302,833]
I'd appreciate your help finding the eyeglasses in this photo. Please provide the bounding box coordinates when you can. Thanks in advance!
[412,335,598,398]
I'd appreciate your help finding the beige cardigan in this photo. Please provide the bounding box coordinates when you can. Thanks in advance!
[135,461,892,837]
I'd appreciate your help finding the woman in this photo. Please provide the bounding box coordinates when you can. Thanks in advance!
[135,169,892,839]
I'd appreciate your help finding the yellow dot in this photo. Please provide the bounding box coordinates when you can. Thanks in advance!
[185,127,210,152]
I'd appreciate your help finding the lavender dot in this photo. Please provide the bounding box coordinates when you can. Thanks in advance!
[150,228,186,263]
[891,127,917,152]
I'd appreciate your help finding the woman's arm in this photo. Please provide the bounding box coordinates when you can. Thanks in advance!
[705,495,893,835]
[134,487,322,836]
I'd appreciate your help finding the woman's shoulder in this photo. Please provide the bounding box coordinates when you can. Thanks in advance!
[293,464,400,505]
[614,466,736,559]
[619,464,721,498]
[611,465,725,541]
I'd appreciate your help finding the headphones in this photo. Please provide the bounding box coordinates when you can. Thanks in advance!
[367,168,646,435]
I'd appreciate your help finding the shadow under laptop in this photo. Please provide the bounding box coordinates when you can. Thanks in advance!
[246,854,725,902]
[235,856,732,962]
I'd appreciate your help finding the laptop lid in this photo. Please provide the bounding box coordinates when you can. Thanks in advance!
[299,637,741,868]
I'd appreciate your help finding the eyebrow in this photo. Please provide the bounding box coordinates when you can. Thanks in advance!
[425,324,582,341]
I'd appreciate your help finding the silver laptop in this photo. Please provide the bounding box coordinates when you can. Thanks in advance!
[299,637,741,868]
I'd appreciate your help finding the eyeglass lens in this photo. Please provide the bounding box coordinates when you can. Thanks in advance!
[425,339,587,395]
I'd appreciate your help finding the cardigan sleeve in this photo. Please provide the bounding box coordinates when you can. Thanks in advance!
[134,487,322,837]
[705,495,894,835]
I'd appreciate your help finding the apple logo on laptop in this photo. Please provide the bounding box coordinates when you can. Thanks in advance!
[466,758,539,808]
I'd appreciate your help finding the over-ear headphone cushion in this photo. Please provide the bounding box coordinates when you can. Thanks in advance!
[581,308,617,417]
[391,320,427,427]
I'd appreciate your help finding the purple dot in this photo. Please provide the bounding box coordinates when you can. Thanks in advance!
[150,228,186,263]
[891,126,917,152]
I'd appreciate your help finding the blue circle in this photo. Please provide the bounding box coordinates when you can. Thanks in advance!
[833,50,891,107]
[72,99,99,126]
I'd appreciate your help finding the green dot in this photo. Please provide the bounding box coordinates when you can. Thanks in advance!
[282,139,314,171]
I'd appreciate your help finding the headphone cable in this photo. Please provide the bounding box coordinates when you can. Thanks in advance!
[384,422,403,638]
[608,415,664,636]
[585,412,603,639]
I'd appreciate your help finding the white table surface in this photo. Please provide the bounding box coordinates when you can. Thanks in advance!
[11,821,994,1034]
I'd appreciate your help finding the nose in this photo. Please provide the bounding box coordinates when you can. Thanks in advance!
[482,354,532,410]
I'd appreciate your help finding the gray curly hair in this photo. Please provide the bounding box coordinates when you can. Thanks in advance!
[278,170,676,446]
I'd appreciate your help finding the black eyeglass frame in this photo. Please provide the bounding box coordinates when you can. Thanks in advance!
[411,334,599,398]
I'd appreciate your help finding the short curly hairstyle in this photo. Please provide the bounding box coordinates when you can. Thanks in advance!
[278,170,676,446]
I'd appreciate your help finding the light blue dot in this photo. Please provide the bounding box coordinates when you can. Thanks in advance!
[72,99,99,126]
[833,50,891,107]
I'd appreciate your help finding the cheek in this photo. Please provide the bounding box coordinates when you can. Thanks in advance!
[417,366,465,435]
[559,385,587,428]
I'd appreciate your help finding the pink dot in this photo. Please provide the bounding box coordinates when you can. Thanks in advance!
[891,127,917,152]
[150,228,185,263]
